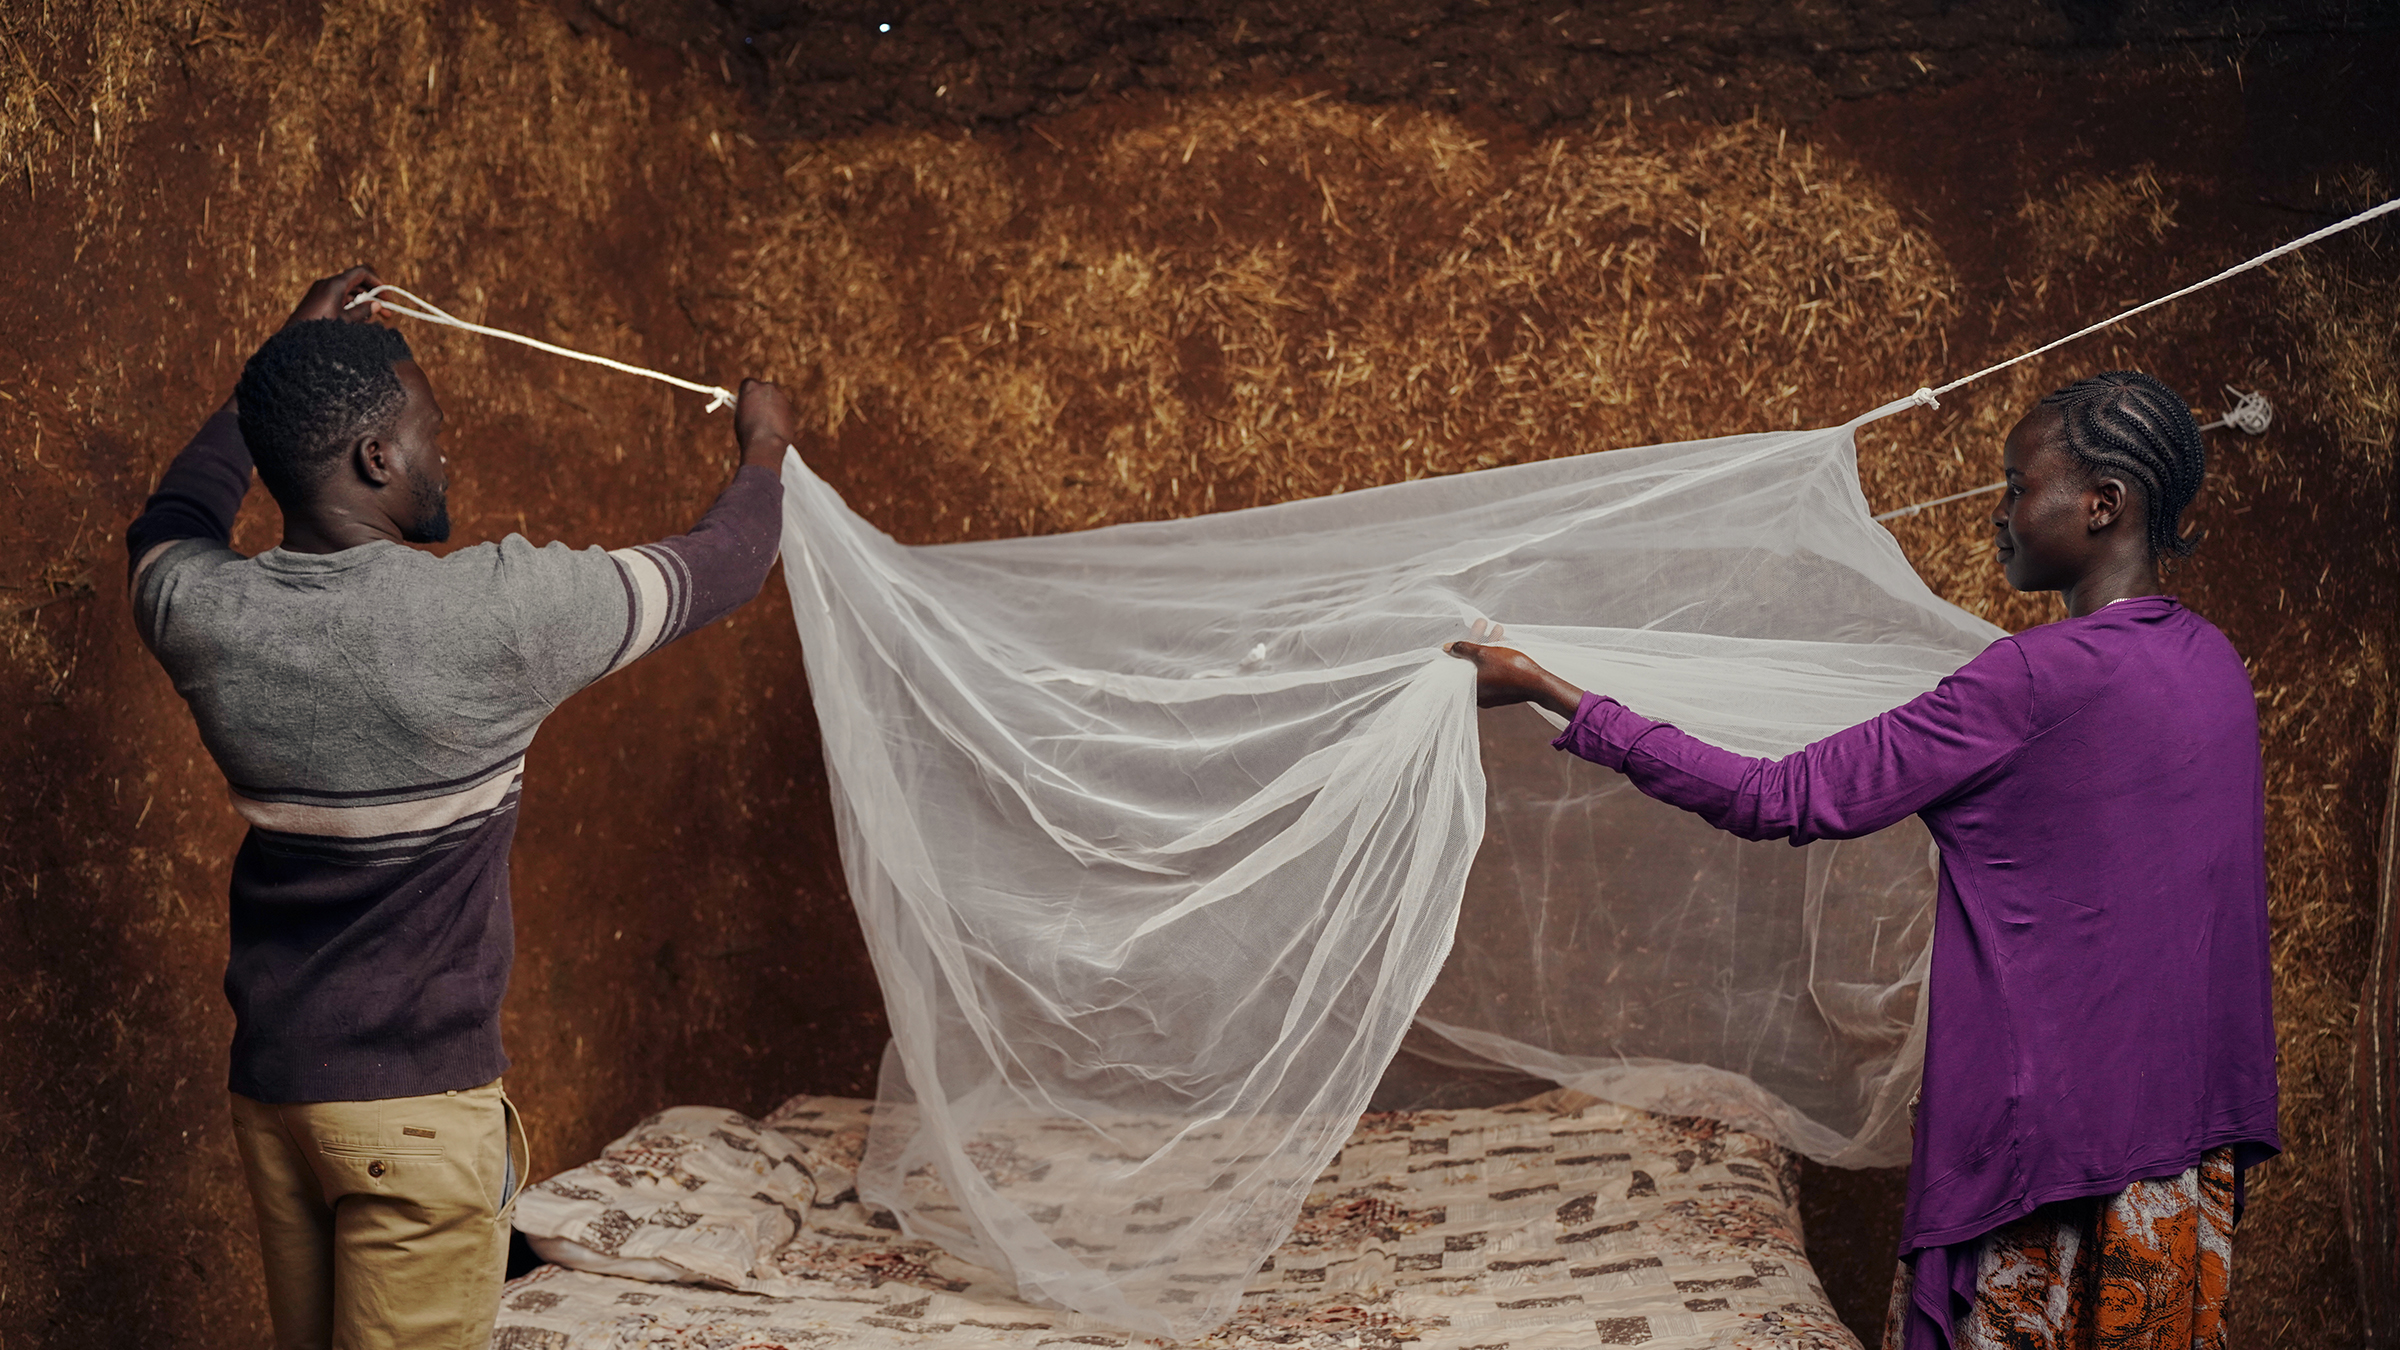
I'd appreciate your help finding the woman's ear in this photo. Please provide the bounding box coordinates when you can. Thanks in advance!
[2087,476,2128,533]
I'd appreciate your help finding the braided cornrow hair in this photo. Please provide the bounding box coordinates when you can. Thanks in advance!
[2036,370,2207,559]
[234,319,415,506]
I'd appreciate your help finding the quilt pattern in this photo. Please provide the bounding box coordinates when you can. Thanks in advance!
[494,1093,1860,1350]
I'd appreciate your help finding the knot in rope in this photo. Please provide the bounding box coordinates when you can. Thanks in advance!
[2199,386,2272,436]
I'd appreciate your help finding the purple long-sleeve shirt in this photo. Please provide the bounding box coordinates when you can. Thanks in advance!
[1551,595,2278,1349]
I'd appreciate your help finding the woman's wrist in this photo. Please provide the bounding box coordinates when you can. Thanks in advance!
[1539,679,1587,721]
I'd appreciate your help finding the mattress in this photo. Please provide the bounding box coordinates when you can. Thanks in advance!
[493,1091,1862,1350]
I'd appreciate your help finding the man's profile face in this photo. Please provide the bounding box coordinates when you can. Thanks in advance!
[388,360,451,544]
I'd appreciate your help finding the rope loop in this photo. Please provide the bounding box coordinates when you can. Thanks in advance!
[346,284,737,412]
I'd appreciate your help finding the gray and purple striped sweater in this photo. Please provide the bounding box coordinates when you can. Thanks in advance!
[128,405,782,1103]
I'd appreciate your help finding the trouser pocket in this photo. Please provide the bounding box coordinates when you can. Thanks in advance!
[498,1088,530,1211]
[315,1141,446,1191]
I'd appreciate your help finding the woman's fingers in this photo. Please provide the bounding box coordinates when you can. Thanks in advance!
[1446,640,1528,705]
[1450,633,1583,717]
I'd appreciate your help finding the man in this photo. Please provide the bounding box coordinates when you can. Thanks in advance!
[127,266,795,1349]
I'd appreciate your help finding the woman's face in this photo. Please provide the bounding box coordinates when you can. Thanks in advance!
[1993,408,2107,594]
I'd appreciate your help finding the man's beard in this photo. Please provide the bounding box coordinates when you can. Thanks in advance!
[400,477,451,544]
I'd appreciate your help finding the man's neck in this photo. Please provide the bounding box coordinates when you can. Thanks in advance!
[279,506,408,555]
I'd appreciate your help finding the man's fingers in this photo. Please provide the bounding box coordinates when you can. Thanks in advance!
[735,378,801,468]
[338,267,384,322]
[287,265,385,327]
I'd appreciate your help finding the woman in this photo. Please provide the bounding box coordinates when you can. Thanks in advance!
[1448,371,2277,1350]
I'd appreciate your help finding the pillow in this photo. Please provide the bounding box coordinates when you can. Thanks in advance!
[513,1107,815,1293]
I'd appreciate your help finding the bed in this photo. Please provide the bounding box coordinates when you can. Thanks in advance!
[493,1091,1863,1350]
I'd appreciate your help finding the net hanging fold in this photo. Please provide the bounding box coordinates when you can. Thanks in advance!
[775,406,1998,1337]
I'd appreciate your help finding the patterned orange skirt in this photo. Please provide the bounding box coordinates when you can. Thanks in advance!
[1882,1147,2235,1350]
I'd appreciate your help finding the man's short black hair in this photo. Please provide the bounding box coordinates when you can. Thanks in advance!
[234,320,415,505]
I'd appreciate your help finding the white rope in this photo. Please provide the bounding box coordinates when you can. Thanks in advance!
[1866,199,2393,522]
[346,284,737,412]
[341,196,2389,476]
[1872,386,2278,522]
[1872,481,2006,523]
[1898,196,2398,413]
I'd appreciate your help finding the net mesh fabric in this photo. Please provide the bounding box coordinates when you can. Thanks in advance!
[775,413,2000,1336]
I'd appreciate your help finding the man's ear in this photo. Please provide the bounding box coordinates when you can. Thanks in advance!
[351,431,395,488]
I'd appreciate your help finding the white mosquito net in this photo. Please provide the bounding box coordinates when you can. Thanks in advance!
[775,405,2001,1336]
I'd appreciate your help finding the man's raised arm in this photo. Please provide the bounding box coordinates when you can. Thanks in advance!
[125,400,250,581]
[126,266,385,582]
[590,379,795,674]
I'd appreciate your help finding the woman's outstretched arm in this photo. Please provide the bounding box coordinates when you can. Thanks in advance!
[1447,638,2033,845]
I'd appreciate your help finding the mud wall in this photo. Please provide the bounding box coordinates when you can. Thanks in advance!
[1,2,2392,1345]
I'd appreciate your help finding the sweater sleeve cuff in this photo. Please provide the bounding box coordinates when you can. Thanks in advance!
[1551,690,1650,770]
[718,461,786,553]
[730,461,785,497]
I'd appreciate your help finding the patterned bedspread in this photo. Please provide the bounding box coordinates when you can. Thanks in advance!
[494,1092,1860,1350]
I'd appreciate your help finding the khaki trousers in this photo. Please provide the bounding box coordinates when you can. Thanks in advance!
[230,1080,530,1350]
